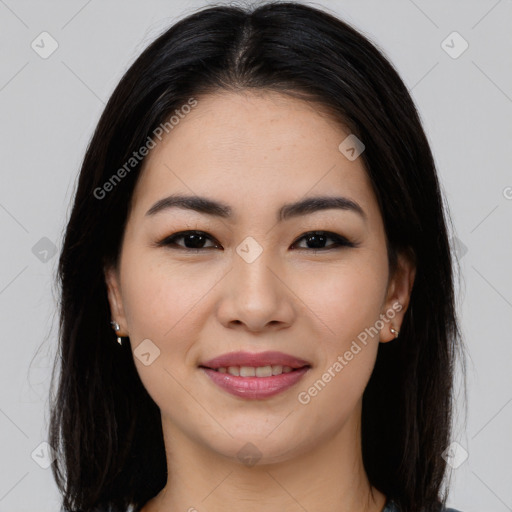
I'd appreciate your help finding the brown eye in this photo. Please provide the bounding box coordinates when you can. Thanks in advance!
[157,230,356,252]
[159,230,221,250]
[292,231,356,250]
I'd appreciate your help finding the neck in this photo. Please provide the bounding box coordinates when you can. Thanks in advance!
[142,401,387,512]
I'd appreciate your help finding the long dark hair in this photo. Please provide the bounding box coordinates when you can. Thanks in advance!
[48,2,466,511]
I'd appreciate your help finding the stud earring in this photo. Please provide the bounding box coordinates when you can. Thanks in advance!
[390,326,400,339]
[110,320,123,346]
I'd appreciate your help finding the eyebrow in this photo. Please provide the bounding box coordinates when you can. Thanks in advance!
[145,193,367,222]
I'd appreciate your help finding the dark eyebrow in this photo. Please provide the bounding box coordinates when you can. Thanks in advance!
[145,194,367,222]
[279,195,366,222]
[146,194,232,218]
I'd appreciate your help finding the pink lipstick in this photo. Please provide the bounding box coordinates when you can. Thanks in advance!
[199,350,311,400]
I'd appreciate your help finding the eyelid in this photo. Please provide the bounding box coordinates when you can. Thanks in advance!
[156,230,221,250]
[291,231,357,250]
[156,229,358,251]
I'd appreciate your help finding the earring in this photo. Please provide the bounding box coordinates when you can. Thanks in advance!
[110,320,123,346]
[390,326,400,339]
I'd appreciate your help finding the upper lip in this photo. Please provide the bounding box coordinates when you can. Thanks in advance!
[200,351,311,369]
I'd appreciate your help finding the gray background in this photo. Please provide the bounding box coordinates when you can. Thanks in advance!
[1,0,511,511]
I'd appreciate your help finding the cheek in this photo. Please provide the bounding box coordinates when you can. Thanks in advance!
[292,253,388,408]
[294,264,386,427]
[120,249,217,341]
[119,254,211,407]
[296,254,389,344]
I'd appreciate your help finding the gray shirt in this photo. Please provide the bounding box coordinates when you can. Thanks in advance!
[384,498,462,512]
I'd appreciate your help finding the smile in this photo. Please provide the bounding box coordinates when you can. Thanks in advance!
[213,365,294,376]
[199,365,311,399]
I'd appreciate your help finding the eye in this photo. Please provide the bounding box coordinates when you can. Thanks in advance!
[157,230,221,251]
[291,231,356,251]
[157,230,356,252]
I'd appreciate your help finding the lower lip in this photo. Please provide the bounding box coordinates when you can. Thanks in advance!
[200,366,310,399]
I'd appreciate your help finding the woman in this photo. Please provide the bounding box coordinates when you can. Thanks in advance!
[48,2,466,511]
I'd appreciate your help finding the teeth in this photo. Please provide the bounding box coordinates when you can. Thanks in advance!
[256,366,272,377]
[240,366,256,377]
[271,365,283,375]
[216,365,295,376]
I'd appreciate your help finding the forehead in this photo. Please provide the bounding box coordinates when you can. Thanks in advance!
[130,90,378,222]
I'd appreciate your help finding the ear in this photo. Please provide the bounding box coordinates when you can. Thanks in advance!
[104,264,129,337]
[379,248,416,343]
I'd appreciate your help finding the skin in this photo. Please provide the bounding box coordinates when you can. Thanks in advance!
[105,90,416,512]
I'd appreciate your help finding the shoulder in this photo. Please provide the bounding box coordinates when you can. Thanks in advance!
[384,499,464,512]
[86,506,140,512]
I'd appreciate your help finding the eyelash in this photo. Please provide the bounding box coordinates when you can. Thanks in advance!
[156,230,357,253]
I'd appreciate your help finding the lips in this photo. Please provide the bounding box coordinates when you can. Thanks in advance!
[200,350,311,370]
[201,366,310,399]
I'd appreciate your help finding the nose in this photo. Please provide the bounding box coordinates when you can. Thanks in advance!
[215,247,296,333]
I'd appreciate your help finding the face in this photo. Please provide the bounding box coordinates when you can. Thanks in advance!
[105,90,415,464]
